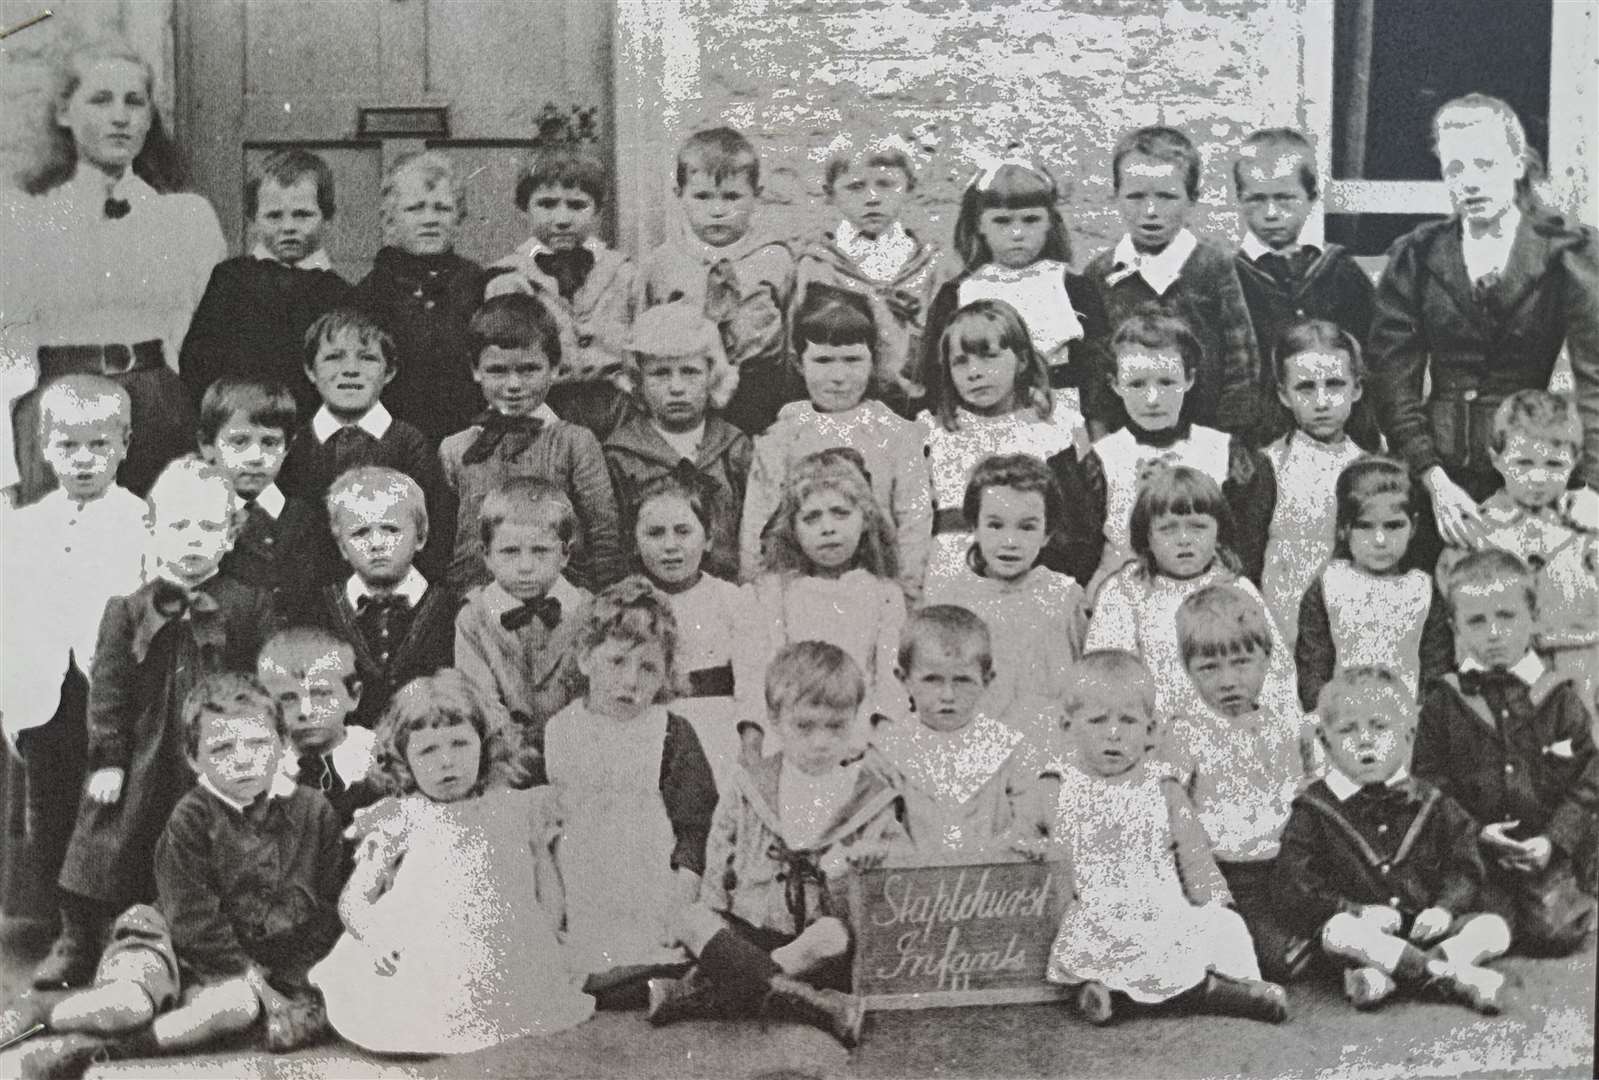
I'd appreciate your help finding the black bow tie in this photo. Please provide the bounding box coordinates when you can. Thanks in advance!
[103,197,131,220]
[501,595,562,632]
[534,248,596,301]
[151,579,219,619]
[1458,668,1526,698]
[462,411,543,465]
[356,592,411,617]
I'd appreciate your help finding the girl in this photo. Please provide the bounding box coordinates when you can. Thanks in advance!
[734,448,910,756]
[925,454,1087,736]
[740,283,932,598]
[311,671,595,1054]
[1044,650,1288,1026]
[1295,456,1453,712]
[1085,465,1293,721]
[921,157,1108,417]
[542,577,719,991]
[1259,320,1371,646]
[920,300,1086,588]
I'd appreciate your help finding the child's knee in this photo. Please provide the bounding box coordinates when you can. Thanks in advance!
[1456,913,1512,956]
[1320,911,1380,956]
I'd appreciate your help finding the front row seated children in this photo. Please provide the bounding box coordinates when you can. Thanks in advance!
[1275,666,1512,1013]
[4,675,343,1079]
[1042,650,1289,1026]
[1413,550,1598,956]
[647,641,908,1047]
[311,671,595,1054]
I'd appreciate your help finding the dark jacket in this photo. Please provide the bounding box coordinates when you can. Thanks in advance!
[303,579,460,729]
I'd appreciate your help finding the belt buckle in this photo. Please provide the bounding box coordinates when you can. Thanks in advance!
[100,344,135,376]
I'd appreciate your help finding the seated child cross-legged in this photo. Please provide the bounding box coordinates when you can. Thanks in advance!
[1275,666,1513,1013]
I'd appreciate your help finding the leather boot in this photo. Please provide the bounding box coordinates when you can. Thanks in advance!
[645,968,722,1027]
[1196,971,1289,1024]
[764,973,865,1048]
[29,938,95,993]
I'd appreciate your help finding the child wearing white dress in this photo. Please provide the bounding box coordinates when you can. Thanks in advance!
[1043,650,1289,1025]
[312,671,595,1054]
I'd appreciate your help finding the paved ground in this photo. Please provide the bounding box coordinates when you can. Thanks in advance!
[2,917,1592,1079]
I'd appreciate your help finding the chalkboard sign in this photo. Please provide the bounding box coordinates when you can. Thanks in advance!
[847,857,1071,1010]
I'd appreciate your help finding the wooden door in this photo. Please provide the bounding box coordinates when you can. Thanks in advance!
[173,0,613,282]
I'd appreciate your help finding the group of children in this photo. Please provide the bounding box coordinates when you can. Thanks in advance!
[1,97,1595,1076]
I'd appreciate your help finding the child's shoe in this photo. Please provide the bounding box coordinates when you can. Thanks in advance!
[763,974,865,1048]
[1197,971,1289,1023]
[1425,963,1506,1015]
[18,1032,112,1080]
[1075,980,1115,1026]
[1342,966,1397,1009]
[645,969,720,1027]
[29,938,95,992]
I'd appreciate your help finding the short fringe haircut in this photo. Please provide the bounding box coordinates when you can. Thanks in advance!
[1112,126,1201,201]
[898,604,994,679]
[1128,465,1242,578]
[1490,389,1582,455]
[1232,127,1318,201]
[822,132,917,193]
[765,639,867,717]
[304,308,395,371]
[573,576,684,700]
[952,160,1072,268]
[634,473,714,542]
[247,147,336,220]
[1270,318,1363,389]
[181,672,282,758]
[676,126,760,190]
[930,300,1054,431]
[478,477,579,550]
[326,465,429,545]
[1062,649,1158,723]
[1315,664,1416,728]
[372,670,524,797]
[258,626,360,697]
[1332,455,1418,561]
[197,378,297,447]
[468,292,564,367]
[147,455,237,521]
[1442,548,1537,618]
[760,447,898,581]
[1111,304,1205,381]
[961,453,1064,577]
[1176,583,1273,666]
[36,374,132,440]
[516,146,608,210]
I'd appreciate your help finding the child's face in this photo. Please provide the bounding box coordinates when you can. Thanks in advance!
[306,331,394,421]
[1186,646,1269,718]
[1236,155,1314,251]
[678,171,757,248]
[473,345,553,417]
[257,652,358,755]
[406,721,481,803]
[1491,432,1577,511]
[975,485,1047,581]
[1148,511,1218,580]
[332,498,421,588]
[525,183,598,251]
[1277,350,1359,444]
[1118,153,1193,254]
[948,338,1020,417]
[976,206,1050,270]
[151,479,237,584]
[254,176,326,265]
[800,341,873,413]
[1436,118,1523,229]
[41,415,127,501]
[1113,348,1192,431]
[776,701,856,776]
[637,353,711,433]
[386,170,460,256]
[200,413,287,500]
[1320,690,1411,786]
[579,636,668,721]
[1451,578,1535,670]
[635,494,707,588]
[1344,493,1412,575]
[483,520,568,601]
[193,710,281,806]
[903,642,990,734]
[1069,687,1154,778]
[830,163,910,240]
[795,487,865,574]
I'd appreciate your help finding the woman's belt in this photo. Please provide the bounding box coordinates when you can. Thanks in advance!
[38,340,165,379]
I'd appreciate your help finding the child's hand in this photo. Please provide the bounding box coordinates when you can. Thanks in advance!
[1355,904,1403,934]
[1560,486,1599,531]
[86,767,125,805]
[1409,906,1453,943]
[1480,820,1523,851]
[1505,834,1553,873]
[1425,468,1489,549]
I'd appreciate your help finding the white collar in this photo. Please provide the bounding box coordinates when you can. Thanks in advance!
[1458,651,1545,685]
[198,769,298,814]
[250,241,334,272]
[1324,764,1409,801]
[346,565,428,610]
[1240,231,1312,263]
[515,235,603,260]
[1107,228,1199,295]
[534,402,560,424]
[312,401,392,444]
[480,575,581,618]
[65,166,151,212]
[250,484,285,519]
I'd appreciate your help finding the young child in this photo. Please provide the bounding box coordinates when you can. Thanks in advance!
[924,157,1107,417]
[256,627,379,826]
[354,151,489,443]
[1413,550,1598,956]
[794,131,949,403]
[541,577,718,994]
[1276,665,1512,1012]
[1437,391,1599,718]
[739,283,933,599]
[179,148,352,416]
[1043,650,1288,1026]
[1259,321,1372,645]
[646,641,908,1047]
[1296,456,1453,711]
[38,458,273,992]
[1086,465,1293,721]
[924,454,1086,735]
[453,479,592,780]
[4,674,344,1078]
[440,292,623,593]
[734,448,910,757]
[305,466,459,729]
[1163,584,1320,983]
[920,300,1085,586]
[276,307,457,584]
[311,671,595,1053]
[636,126,797,436]
[1231,128,1380,447]
[604,301,750,582]
[1085,127,1260,439]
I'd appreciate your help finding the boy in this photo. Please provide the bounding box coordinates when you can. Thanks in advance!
[1231,129,1380,446]
[39,459,273,990]
[646,641,907,1046]
[307,466,459,728]
[636,126,797,437]
[1,377,147,937]
[256,627,379,826]
[5,674,343,1078]
[354,151,490,443]
[180,148,352,416]
[1084,127,1260,440]
[454,479,592,780]
[604,302,751,581]
[277,308,457,585]
[440,293,623,593]
[1163,585,1319,982]
[1414,549,1597,955]
[1275,665,1511,1013]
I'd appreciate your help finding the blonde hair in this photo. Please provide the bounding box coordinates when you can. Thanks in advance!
[146,456,236,521]
[759,448,897,580]
[372,670,523,797]
[36,374,132,440]
[627,302,736,410]
[325,466,429,547]
[572,576,685,701]
[1315,665,1416,729]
